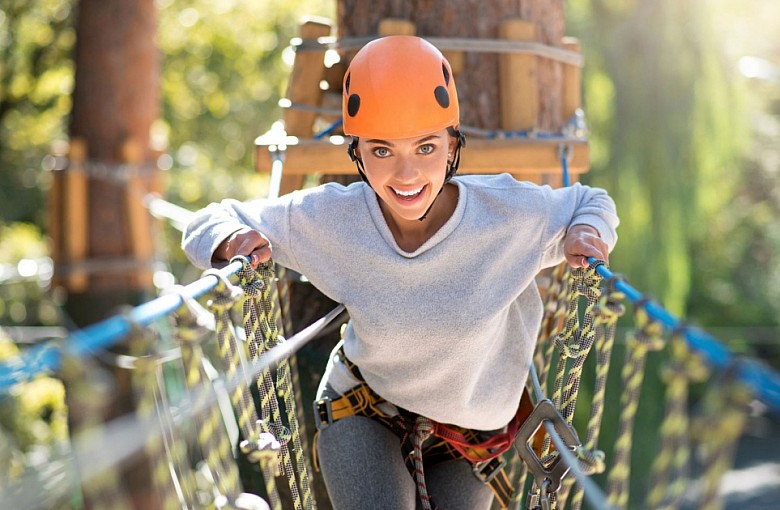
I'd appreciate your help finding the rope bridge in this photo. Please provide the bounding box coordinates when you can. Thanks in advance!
[1,252,779,509]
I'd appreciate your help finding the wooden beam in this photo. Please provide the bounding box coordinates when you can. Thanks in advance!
[65,138,89,292]
[256,137,588,177]
[279,19,332,195]
[562,36,582,122]
[499,20,538,131]
[122,138,153,289]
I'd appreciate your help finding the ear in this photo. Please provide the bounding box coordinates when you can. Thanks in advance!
[448,137,458,159]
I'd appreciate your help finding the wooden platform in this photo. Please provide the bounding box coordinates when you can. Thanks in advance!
[255,136,588,180]
[254,18,590,192]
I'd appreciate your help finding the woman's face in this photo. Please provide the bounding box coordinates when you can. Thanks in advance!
[357,129,456,224]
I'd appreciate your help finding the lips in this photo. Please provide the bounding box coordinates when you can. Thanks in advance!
[391,185,425,201]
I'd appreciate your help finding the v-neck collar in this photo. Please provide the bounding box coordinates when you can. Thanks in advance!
[363,179,467,258]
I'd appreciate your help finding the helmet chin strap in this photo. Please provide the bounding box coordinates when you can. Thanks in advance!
[418,127,465,221]
[347,129,466,222]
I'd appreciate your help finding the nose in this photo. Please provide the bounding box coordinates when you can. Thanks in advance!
[393,155,419,182]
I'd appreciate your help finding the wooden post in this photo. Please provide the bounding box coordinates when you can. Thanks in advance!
[279,18,332,195]
[498,19,539,132]
[562,36,582,123]
[65,138,89,293]
[378,18,416,36]
[122,138,154,288]
[49,158,64,289]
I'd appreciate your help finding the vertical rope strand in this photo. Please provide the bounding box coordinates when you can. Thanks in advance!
[276,266,316,493]
[644,332,710,510]
[131,350,182,510]
[693,368,753,510]
[237,261,303,510]
[205,273,281,510]
[177,299,241,501]
[569,280,625,510]
[606,305,667,509]
[258,264,316,510]
[551,265,603,509]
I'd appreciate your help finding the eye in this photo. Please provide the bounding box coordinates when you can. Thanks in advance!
[418,144,435,155]
[372,146,391,158]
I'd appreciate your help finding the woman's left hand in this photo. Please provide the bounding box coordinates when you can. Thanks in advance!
[563,225,610,268]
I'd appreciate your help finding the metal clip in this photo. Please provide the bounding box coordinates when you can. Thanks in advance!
[472,455,506,484]
[513,399,580,492]
[313,397,334,430]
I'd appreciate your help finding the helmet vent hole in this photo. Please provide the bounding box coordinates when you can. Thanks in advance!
[434,86,450,109]
[347,94,361,117]
[345,72,351,93]
[442,63,450,85]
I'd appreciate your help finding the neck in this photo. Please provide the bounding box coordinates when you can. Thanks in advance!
[379,183,458,252]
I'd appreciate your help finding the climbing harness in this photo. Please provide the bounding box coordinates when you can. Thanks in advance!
[312,345,517,509]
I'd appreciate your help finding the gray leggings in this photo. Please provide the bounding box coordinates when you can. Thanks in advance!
[316,415,494,510]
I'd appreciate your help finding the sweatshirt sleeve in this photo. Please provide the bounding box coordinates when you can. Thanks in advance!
[181,195,295,270]
[539,182,619,268]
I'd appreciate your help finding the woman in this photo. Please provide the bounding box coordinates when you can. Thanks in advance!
[183,35,618,509]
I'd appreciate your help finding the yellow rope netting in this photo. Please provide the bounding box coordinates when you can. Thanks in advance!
[0,257,768,510]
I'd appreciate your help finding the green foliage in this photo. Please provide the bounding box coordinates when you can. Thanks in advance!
[157,0,334,209]
[0,330,68,464]
[0,0,74,226]
[567,1,780,506]
[0,223,60,325]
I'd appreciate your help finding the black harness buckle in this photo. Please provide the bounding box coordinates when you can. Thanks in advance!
[472,455,506,484]
[313,397,334,430]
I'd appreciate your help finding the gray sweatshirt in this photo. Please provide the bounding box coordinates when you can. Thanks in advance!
[182,174,619,430]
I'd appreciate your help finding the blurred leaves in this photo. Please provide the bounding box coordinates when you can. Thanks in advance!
[0,0,74,225]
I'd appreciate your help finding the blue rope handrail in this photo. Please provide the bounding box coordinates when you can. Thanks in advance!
[588,257,780,411]
[0,259,245,389]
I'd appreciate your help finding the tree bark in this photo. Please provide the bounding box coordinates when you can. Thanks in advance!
[67,0,159,318]
[64,1,160,507]
[336,0,566,130]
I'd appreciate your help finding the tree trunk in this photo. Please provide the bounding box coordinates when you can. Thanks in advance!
[336,0,566,130]
[63,1,160,507]
[66,0,159,321]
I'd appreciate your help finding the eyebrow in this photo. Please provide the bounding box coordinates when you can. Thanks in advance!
[364,135,442,147]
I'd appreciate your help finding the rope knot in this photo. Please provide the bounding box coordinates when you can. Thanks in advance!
[628,301,667,352]
[661,330,710,384]
[203,268,244,313]
[554,330,587,359]
[593,275,627,324]
[240,431,282,464]
[574,446,606,475]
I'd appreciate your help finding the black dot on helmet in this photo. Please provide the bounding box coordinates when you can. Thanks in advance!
[434,86,450,109]
[347,94,361,117]
[345,72,351,93]
[442,63,450,85]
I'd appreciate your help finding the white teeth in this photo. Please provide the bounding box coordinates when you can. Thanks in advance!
[393,186,423,197]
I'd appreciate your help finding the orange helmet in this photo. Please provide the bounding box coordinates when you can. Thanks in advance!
[342,35,460,139]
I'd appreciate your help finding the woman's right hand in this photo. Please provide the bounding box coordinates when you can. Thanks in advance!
[212,227,272,268]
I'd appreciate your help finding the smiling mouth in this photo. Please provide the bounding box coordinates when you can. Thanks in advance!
[391,185,425,200]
